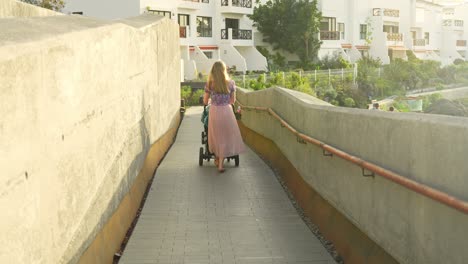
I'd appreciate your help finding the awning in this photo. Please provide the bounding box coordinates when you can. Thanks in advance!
[388,46,407,51]
[355,45,370,50]
[189,45,219,51]
[341,43,352,49]
[199,46,219,50]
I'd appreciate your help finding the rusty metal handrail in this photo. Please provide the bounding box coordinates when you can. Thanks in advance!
[237,102,468,214]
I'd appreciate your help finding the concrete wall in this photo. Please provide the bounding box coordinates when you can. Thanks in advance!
[417,86,468,100]
[237,87,468,264]
[0,13,180,264]
[0,0,63,17]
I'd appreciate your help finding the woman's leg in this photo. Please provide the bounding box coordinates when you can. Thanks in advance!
[217,156,224,172]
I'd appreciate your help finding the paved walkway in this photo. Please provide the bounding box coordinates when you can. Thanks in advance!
[120,107,335,264]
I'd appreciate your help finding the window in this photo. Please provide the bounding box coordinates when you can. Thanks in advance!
[360,24,367,40]
[424,32,430,45]
[148,10,171,18]
[383,25,399,33]
[204,51,213,59]
[320,17,336,31]
[338,23,345,40]
[178,14,190,26]
[197,16,212,37]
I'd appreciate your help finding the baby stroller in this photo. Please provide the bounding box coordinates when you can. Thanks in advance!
[199,105,240,166]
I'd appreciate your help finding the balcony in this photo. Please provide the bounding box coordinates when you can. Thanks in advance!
[373,8,399,17]
[457,40,467,47]
[180,26,188,38]
[443,19,464,31]
[456,40,467,50]
[221,28,252,40]
[387,33,403,42]
[220,28,253,46]
[219,0,253,15]
[413,39,426,46]
[413,39,426,47]
[319,31,340,40]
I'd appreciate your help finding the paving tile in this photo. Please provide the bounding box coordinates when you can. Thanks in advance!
[120,107,335,264]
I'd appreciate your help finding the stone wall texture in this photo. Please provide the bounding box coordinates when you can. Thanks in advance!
[237,87,468,264]
[0,12,181,264]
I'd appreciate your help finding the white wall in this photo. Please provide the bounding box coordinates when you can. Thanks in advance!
[220,44,248,73]
[0,14,180,264]
[236,46,268,71]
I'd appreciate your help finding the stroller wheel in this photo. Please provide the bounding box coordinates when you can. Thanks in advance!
[235,155,239,166]
[199,147,204,166]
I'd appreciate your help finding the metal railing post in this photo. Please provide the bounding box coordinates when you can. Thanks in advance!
[282,72,285,87]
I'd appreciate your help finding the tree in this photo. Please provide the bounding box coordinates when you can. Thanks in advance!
[250,0,322,65]
[20,0,65,12]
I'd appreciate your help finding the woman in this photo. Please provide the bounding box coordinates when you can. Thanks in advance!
[203,61,245,173]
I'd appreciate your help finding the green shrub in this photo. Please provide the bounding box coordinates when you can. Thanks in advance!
[393,101,410,112]
[181,86,192,103]
[190,89,205,106]
[343,97,356,107]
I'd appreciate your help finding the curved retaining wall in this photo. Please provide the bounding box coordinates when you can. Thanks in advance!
[0,0,63,18]
[0,14,180,263]
[417,86,468,100]
[237,87,468,264]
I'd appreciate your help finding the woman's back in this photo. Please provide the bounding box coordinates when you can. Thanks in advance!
[207,80,234,106]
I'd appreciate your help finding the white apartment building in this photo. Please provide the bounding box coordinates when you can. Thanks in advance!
[64,0,268,80]
[410,1,468,65]
[254,0,414,64]
[64,0,467,72]
[255,0,467,65]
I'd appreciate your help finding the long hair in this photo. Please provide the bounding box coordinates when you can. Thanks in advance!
[207,61,230,94]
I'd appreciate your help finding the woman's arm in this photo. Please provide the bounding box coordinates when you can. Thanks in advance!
[203,90,210,105]
[229,90,236,105]
[229,80,236,104]
[203,83,210,105]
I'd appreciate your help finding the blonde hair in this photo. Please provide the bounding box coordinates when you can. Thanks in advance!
[207,61,230,94]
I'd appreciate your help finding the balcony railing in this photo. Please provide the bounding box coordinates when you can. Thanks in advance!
[221,0,252,8]
[457,40,467,47]
[443,19,464,27]
[413,39,426,46]
[319,31,340,40]
[373,8,399,17]
[221,29,252,40]
[387,33,403,42]
[180,26,187,38]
